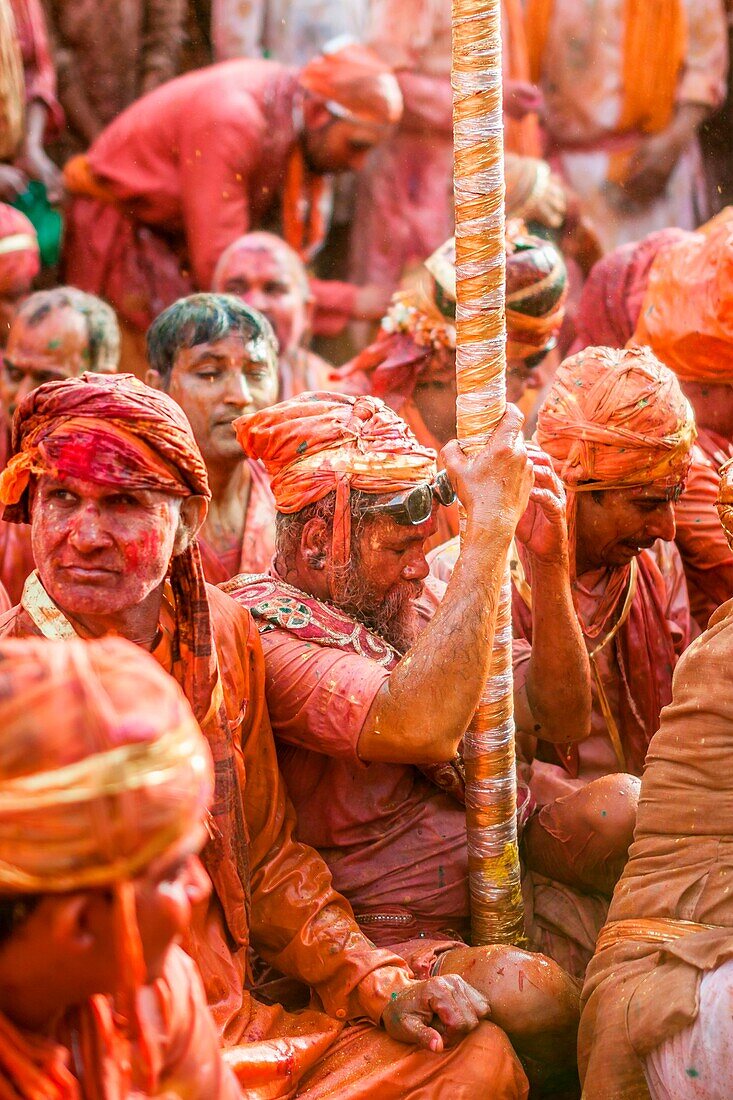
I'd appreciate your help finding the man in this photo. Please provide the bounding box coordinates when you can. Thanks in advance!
[212,231,333,398]
[525,0,728,251]
[630,214,733,626]
[61,40,403,376]
[577,460,733,1098]
[0,286,119,603]
[227,389,600,1001]
[0,371,563,1097]
[147,293,279,582]
[339,227,568,546]
[0,633,240,1097]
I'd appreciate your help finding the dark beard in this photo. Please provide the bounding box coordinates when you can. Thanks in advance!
[336,573,423,653]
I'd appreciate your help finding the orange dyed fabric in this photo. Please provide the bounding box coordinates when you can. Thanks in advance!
[579,596,733,1097]
[236,392,437,566]
[298,40,403,127]
[0,204,39,296]
[503,0,542,158]
[632,213,733,383]
[526,0,685,150]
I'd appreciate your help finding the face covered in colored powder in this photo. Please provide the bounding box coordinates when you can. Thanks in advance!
[2,306,92,418]
[30,473,191,618]
[331,507,437,652]
[214,240,311,356]
[574,482,680,573]
[302,111,389,174]
[160,334,279,470]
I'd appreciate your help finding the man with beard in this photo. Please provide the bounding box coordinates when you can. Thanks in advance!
[60,40,402,377]
[0,286,120,604]
[212,231,334,399]
[226,390,597,1026]
[0,371,573,1098]
[147,293,279,581]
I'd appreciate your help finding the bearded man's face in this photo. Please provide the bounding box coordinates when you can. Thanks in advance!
[331,512,436,652]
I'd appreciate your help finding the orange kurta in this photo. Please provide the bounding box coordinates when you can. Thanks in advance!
[0,581,528,1100]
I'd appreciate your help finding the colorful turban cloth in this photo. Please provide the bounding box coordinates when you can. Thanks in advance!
[0,203,39,297]
[0,635,213,1096]
[298,38,403,128]
[236,391,437,565]
[536,346,695,497]
[632,212,733,383]
[0,373,249,951]
[575,228,690,350]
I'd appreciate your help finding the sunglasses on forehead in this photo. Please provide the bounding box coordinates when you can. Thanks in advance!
[364,470,457,526]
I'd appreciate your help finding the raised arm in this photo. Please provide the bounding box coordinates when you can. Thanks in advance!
[358,407,534,765]
[513,447,592,744]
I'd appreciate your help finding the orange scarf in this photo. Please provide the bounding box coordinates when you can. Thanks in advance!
[502,0,542,157]
[281,146,333,264]
[525,0,687,180]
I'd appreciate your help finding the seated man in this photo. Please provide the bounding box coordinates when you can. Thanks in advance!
[147,294,279,581]
[0,633,239,1097]
[228,391,606,992]
[213,231,333,398]
[0,371,569,1097]
[0,286,120,603]
[578,459,733,1099]
[337,226,568,547]
[631,214,733,628]
[430,346,695,969]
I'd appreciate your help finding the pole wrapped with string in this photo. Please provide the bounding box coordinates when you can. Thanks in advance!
[452,0,524,944]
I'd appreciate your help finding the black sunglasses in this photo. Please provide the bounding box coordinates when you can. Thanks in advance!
[365,470,456,526]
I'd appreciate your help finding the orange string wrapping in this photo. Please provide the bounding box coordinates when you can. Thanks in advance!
[453,0,524,944]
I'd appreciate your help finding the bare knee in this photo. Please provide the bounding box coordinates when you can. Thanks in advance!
[579,772,640,854]
[438,944,580,1038]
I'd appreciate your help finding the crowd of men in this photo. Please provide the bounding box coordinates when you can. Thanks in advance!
[0,0,733,1097]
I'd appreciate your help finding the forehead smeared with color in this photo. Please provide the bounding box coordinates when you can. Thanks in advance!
[214,232,310,298]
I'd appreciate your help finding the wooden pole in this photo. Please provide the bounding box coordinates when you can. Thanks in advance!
[452,0,524,944]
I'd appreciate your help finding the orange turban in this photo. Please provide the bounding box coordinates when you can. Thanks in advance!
[298,39,403,128]
[235,391,436,565]
[0,203,39,297]
[536,346,695,495]
[0,635,212,894]
[632,211,733,383]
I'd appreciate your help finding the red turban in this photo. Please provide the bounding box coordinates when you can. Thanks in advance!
[0,374,251,955]
[574,228,690,350]
[537,346,695,495]
[0,203,39,297]
[632,212,733,383]
[298,39,403,128]
[235,391,436,565]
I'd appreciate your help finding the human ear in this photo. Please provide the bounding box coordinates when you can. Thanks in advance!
[146,367,165,391]
[173,495,208,555]
[300,516,329,570]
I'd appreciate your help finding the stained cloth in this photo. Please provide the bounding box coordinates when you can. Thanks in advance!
[578,595,733,1099]
[0,203,39,296]
[523,0,727,252]
[198,458,276,584]
[43,0,186,157]
[0,634,239,1099]
[0,584,528,1098]
[632,212,733,383]
[9,0,62,132]
[573,228,690,352]
[235,391,437,568]
[60,59,378,333]
[211,0,368,66]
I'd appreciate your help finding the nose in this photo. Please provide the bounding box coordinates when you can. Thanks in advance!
[184,855,211,907]
[68,503,112,553]
[646,501,676,544]
[402,551,430,583]
[242,288,269,315]
[222,368,252,407]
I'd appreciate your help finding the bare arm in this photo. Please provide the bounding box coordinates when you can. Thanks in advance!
[358,407,534,765]
[513,449,592,744]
